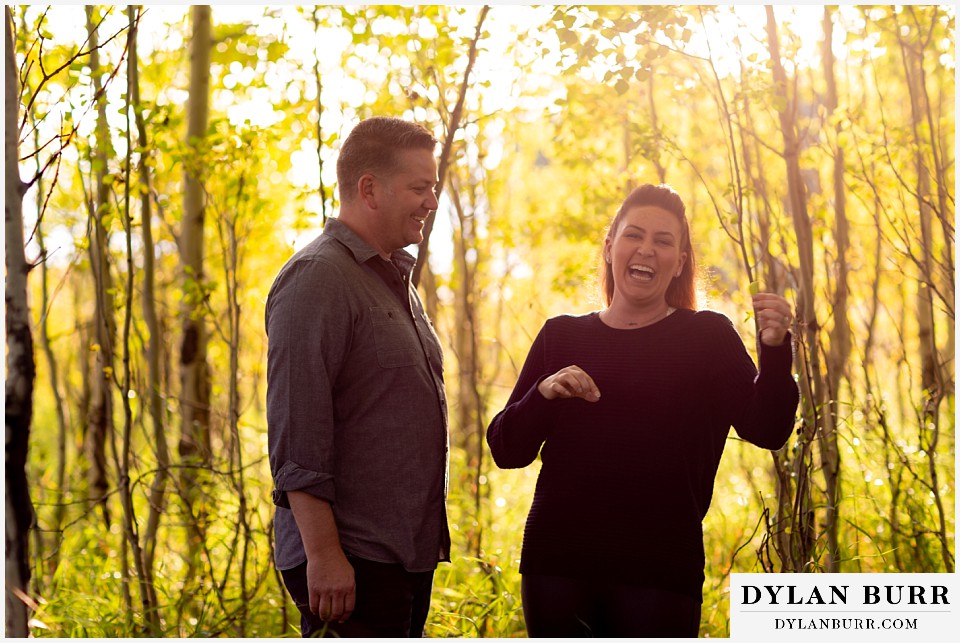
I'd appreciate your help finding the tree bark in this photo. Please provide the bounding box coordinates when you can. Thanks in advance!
[908,5,954,320]
[412,5,489,287]
[896,13,953,573]
[179,4,212,468]
[5,7,36,637]
[819,5,845,573]
[765,6,824,571]
[118,7,161,631]
[30,97,70,576]
[646,73,667,184]
[84,4,115,528]
[129,4,171,611]
[449,179,487,557]
[311,7,328,224]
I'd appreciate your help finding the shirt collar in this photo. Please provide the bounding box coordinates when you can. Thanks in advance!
[324,218,416,275]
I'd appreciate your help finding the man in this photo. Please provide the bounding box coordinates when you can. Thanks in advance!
[266,117,450,637]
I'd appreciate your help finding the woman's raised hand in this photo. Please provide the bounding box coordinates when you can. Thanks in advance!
[537,365,601,402]
[752,292,793,347]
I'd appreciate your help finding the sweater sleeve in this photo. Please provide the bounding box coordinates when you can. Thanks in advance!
[713,315,800,450]
[486,323,558,469]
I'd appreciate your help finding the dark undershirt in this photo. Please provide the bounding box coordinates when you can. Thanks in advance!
[366,255,411,309]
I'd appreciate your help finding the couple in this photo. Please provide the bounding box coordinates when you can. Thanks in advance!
[265,116,800,638]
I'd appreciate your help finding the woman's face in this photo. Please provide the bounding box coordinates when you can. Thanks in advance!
[605,205,687,310]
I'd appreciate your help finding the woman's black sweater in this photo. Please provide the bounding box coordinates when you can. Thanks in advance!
[486,309,800,601]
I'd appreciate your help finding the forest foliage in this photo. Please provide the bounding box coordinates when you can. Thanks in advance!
[4,4,955,637]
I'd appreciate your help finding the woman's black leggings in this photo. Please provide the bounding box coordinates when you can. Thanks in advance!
[521,573,701,638]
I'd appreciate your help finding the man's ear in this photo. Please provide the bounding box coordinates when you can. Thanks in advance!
[358,174,377,209]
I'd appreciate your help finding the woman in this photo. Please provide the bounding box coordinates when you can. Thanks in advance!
[486,183,800,637]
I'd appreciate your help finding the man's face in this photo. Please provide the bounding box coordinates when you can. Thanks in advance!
[373,148,439,254]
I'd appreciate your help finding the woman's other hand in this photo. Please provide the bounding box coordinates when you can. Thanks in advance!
[538,365,601,402]
[752,293,793,347]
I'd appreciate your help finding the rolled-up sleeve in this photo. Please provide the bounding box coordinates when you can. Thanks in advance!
[271,462,334,509]
[266,258,350,509]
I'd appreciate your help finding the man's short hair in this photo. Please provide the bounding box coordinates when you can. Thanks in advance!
[336,117,439,203]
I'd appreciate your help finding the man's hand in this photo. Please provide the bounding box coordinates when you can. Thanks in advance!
[287,491,357,623]
[306,550,355,622]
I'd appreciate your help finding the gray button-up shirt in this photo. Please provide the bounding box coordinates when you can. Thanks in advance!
[266,218,450,572]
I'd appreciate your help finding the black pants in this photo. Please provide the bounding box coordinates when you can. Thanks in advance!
[281,556,434,638]
[521,573,701,638]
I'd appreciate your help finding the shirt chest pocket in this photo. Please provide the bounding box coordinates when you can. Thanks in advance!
[370,306,419,368]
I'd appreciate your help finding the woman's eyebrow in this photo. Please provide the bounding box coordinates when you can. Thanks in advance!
[623,224,675,238]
